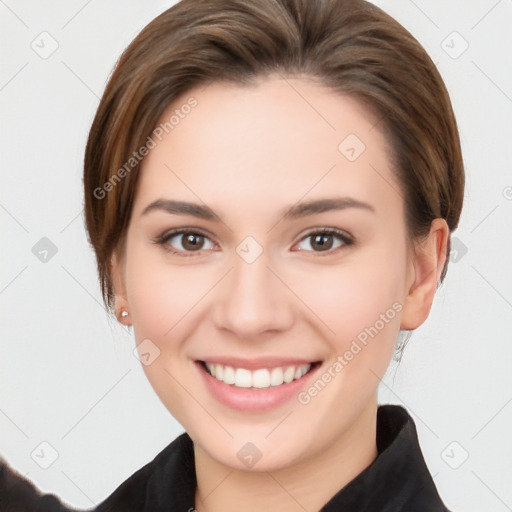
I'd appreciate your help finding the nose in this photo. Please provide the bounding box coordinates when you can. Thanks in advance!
[211,249,295,339]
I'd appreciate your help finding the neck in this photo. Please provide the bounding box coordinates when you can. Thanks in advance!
[193,399,378,512]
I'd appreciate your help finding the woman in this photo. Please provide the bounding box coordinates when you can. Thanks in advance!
[0,0,464,510]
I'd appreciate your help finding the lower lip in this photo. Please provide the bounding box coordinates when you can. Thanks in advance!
[195,361,320,412]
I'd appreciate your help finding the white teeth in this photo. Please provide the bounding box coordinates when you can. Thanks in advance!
[235,368,252,388]
[283,366,295,383]
[252,369,270,388]
[205,362,312,389]
[270,367,284,386]
[214,363,224,381]
[223,365,235,384]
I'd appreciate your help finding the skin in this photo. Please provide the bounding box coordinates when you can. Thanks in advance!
[110,75,448,512]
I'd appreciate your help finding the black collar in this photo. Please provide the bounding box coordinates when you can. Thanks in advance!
[95,405,450,512]
[320,405,450,511]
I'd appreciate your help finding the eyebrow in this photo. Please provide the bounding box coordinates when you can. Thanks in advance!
[140,197,375,221]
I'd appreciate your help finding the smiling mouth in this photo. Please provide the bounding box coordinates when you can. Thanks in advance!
[199,360,320,389]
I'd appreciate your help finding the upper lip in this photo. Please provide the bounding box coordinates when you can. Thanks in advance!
[197,357,319,370]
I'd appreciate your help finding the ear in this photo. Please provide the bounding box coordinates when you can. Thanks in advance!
[400,218,449,330]
[110,250,131,326]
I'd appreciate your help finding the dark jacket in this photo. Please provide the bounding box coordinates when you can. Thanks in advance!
[0,405,451,511]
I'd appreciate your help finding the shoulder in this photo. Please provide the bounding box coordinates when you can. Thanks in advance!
[0,455,79,511]
[94,432,193,512]
[321,405,453,512]
[377,405,453,512]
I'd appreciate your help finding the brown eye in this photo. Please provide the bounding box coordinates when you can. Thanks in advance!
[295,229,353,254]
[181,232,205,251]
[310,233,334,251]
[156,229,216,255]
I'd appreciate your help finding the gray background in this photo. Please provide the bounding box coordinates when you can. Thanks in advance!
[1,1,511,510]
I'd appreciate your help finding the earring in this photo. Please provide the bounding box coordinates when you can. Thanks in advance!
[120,310,129,319]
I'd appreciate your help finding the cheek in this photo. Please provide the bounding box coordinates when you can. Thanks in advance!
[292,260,404,411]
[300,250,405,339]
[123,247,205,416]
[124,243,207,339]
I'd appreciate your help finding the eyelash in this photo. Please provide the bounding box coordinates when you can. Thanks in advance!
[152,227,355,257]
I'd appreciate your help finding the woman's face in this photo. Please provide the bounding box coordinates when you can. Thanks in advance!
[112,76,433,471]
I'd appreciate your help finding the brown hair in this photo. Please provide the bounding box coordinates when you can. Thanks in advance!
[83,0,464,315]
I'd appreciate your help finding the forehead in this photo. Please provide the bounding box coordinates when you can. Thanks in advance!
[133,76,401,221]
